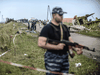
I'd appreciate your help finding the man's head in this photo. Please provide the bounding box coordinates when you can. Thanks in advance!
[52,7,67,23]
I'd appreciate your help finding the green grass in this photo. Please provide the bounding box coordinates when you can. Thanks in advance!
[77,30,100,38]
[69,52,100,75]
[0,22,100,75]
[0,21,28,51]
[0,33,46,75]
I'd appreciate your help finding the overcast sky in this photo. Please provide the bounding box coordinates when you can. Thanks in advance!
[0,0,100,22]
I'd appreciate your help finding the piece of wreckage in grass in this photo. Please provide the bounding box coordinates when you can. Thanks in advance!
[73,13,100,25]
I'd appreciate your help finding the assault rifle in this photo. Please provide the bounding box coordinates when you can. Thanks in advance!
[45,38,95,52]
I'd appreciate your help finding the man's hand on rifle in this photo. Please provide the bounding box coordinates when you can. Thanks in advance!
[75,47,83,55]
[72,44,83,55]
[56,43,66,50]
[69,37,83,55]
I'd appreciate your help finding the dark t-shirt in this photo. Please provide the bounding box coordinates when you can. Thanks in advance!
[39,22,71,53]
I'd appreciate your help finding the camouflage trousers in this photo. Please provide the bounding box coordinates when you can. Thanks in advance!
[44,51,69,75]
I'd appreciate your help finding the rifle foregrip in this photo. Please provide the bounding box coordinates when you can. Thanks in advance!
[73,42,79,46]
[83,46,89,50]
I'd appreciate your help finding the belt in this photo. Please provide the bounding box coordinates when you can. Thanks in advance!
[47,50,68,55]
[58,52,68,55]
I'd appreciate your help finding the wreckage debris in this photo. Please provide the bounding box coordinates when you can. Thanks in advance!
[30,30,36,33]
[70,25,91,32]
[21,27,27,30]
[98,23,100,28]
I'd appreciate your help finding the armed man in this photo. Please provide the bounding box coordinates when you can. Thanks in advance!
[38,7,83,75]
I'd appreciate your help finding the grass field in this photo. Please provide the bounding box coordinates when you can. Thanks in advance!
[0,22,100,75]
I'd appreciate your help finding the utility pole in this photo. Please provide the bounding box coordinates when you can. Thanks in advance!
[2,15,4,22]
[47,5,49,21]
[47,5,52,22]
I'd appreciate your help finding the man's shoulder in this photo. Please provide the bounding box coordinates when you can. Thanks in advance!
[41,23,52,31]
[44,23,52,28]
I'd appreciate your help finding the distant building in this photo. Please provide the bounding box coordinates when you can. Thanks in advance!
[62,18,73,23]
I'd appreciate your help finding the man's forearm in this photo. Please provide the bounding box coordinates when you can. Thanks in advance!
[38,40,58,50]
[38,37,59,50]
[40,43,58,50]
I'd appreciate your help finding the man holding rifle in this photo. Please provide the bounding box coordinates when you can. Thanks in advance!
[38,7,83,75]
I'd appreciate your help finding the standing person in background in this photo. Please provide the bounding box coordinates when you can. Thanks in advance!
[31,20,36,31]
[34,20,36,30]
[28,22,30,30]
[38,7,83,75]
[31,21,34,31]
